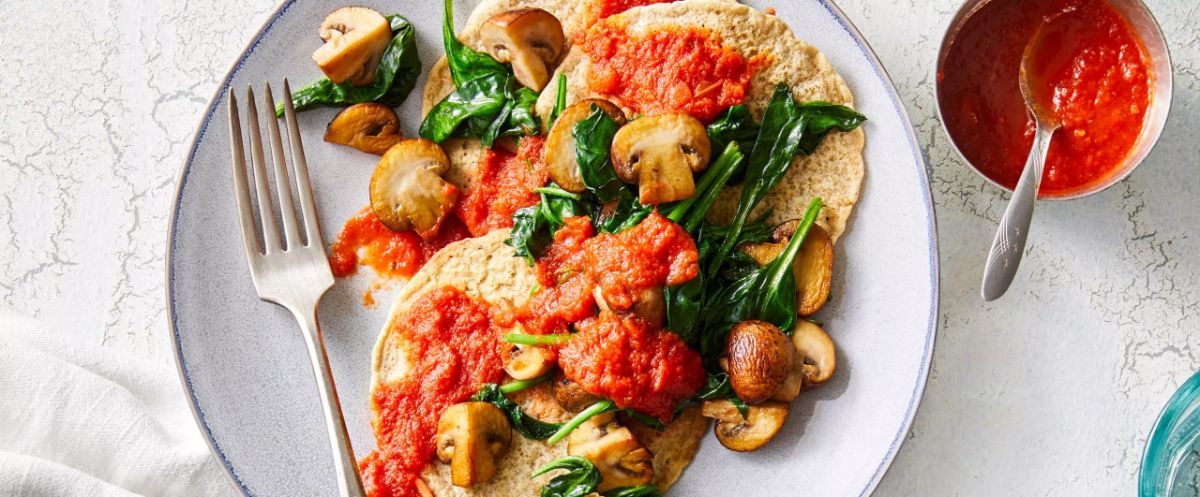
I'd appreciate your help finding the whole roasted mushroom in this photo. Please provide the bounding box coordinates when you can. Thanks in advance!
[369,139,458,238]
[566,412,654,491]
[313,7,392,85]
[544,99,627,192]
[480,9,565,91]
[701,400,789,452]
[436,402,512,487]
[610,114,711,204]
[725,320,794,404]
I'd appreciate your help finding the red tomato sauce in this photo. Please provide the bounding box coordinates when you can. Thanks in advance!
[502,213,705,420]
[938,0,1151,196]
[559,312,705,421]
[581,20,766,122]
[359,287,507,497]
[329,207,470,279]
[456,136,549,237]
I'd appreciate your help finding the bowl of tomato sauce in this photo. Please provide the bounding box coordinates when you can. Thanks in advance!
[936,0,1172,199]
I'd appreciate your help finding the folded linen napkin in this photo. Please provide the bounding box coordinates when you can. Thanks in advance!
[0,308,237,497]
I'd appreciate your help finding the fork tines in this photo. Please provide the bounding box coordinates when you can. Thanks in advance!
[227,81,323,258]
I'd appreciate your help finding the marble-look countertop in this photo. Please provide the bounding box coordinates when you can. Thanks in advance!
[2,0,1197,494]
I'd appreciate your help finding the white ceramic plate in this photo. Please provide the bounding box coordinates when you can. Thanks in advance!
[167,1,938,495]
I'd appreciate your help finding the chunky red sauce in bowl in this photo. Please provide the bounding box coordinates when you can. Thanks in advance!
[936,0,1172,198]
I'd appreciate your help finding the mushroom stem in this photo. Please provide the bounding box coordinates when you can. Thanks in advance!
[548,399,614,445]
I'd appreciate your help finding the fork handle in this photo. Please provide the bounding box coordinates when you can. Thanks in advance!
[293,308,367,497]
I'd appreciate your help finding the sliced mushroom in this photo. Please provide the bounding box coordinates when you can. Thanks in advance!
[725,320,794,405]
[567,412,654,491]
[369,139,458,238]
[545,99,627,192]
[611,114,711,204]
[436,402,512,487]
[592,285,665,329]
[702,400,789,452]
[505,343,554,380]
[553,374,602,413]
[480,9,565,91]
[739,220,835,317]
[792,320,836,385]
[324,103,403,155]
[313,7,392,85]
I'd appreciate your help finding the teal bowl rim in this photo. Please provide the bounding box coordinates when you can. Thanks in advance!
[1141,370,1200,496]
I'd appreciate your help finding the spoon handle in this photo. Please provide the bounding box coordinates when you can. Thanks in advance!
[981,121,1057,301]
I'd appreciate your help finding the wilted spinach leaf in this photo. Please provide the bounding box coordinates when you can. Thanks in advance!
[472,383,562,440]
[534,456,602,497]
[280,15,421,115]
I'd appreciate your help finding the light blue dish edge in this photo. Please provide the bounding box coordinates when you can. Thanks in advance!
[162,1,943,495]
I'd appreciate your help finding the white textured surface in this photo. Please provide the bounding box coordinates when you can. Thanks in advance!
[0,0,1196,495]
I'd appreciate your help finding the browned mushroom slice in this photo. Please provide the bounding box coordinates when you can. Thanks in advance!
[480,9,565,91]
[591,285,665,329]
[436,402,513,487]
[369,139,458,238]
[324,103,403,155]
[702,400,789,452]
[740,220,835,317]
[505,343,554,380]
[313,7,392,85]
[567,412,654,491]
[725,320,795,404]
[544,99,627,192]
[610,114,711,204]
[553,374,602,413]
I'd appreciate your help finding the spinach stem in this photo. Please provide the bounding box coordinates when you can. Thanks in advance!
[534,186,583,200]
[666,142,741,226]
[503,333,574,346]
[548,400,615,445]
[550,74,568,126]
[500,373,554,394]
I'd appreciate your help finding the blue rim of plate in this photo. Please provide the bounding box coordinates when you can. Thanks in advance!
[164,1,941,495]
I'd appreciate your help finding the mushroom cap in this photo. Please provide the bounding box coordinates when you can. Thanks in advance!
[567,412,654,491]
[479,9,565,91]
[610,113,712,205]
[324,103,403,155]
[369,139,458,238]
[544,99,627,192]
[313,7,391,85]
[436,402,513,487]
[705,401,789,452]
[725,320,794,404]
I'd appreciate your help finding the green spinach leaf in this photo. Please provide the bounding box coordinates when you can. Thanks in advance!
[419,0,541,146]
[506,184,590,264]
[472,383,562,440]
[573,105,625,203]
[707,105,759,162]
[280,15,421,115]
[602,486,664,497]
[533,456,602,497]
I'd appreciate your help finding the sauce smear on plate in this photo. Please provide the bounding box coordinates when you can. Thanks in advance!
[938,0,1151,195]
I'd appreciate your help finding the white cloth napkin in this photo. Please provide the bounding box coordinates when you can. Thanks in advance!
[0,308,237,497]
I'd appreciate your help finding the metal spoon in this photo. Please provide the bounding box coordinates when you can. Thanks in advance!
[980,23,1062,302]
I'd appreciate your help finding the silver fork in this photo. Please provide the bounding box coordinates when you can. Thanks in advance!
[228,81,366,497]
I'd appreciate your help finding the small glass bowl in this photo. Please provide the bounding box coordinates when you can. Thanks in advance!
[1141,370,1200,496]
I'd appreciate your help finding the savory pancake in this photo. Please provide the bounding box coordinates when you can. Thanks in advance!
[371,231,709,495]
[536,0,865,241]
